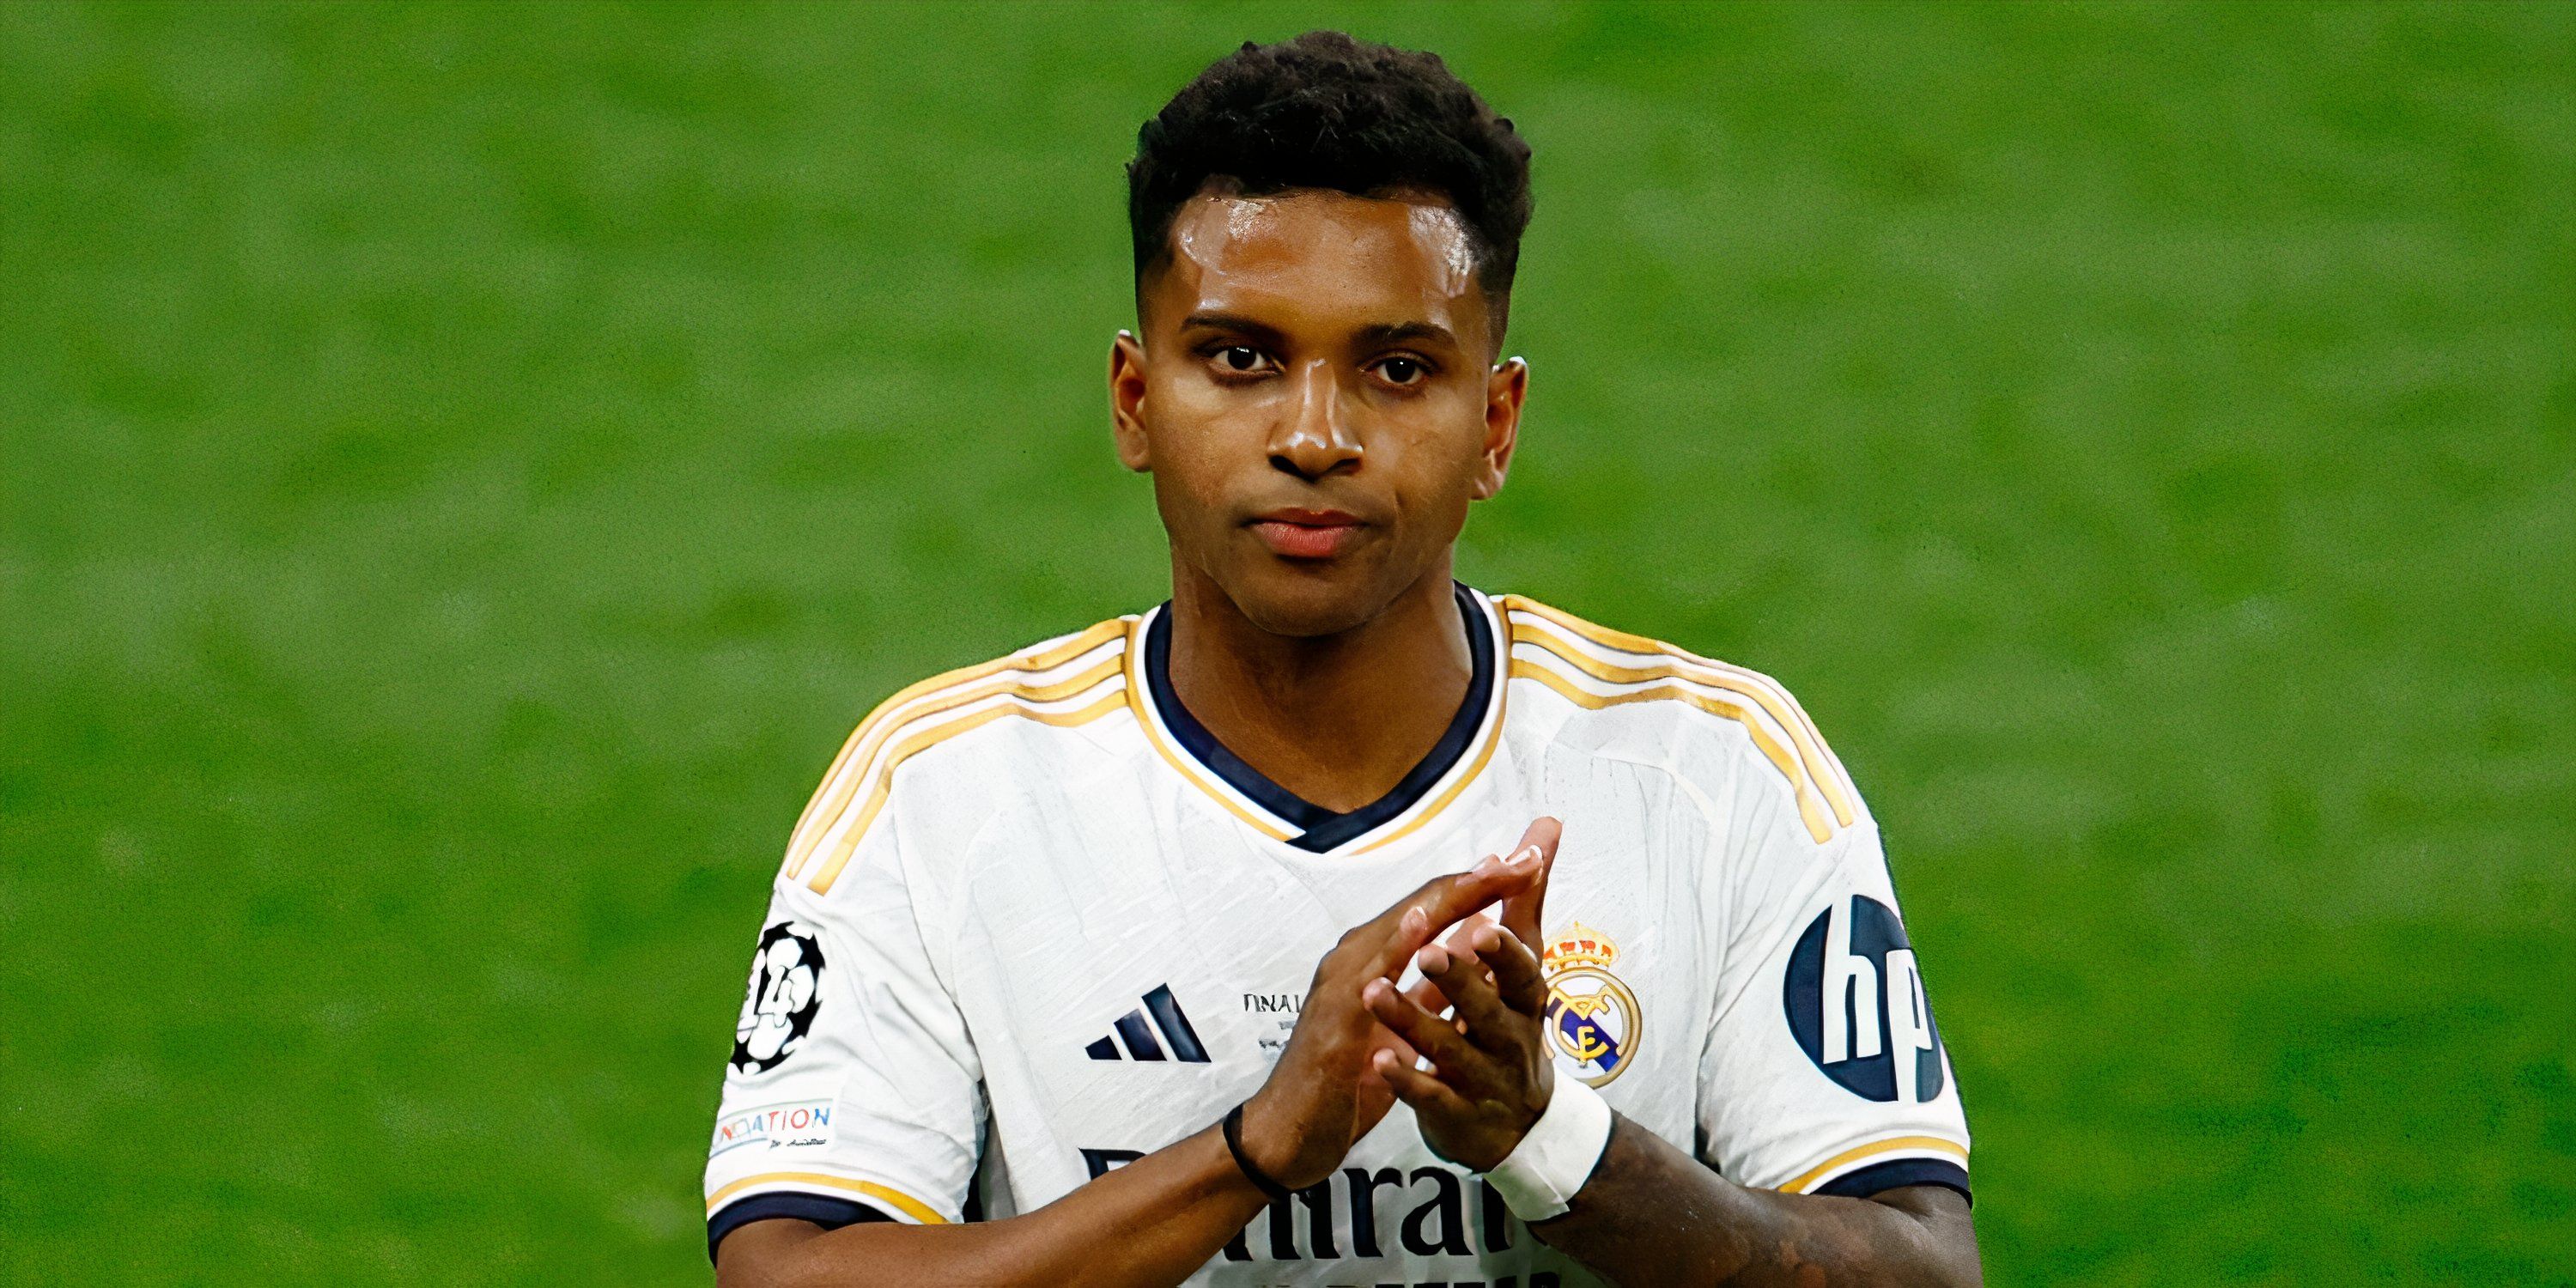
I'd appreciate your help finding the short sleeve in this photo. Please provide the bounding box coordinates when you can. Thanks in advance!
[703,811,984,1259]
[1694,772,1971,1203]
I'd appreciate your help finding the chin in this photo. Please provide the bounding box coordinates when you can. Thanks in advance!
[1221,559,1406,639]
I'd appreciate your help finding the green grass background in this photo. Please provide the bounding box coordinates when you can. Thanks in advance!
[3,2,2570,1283]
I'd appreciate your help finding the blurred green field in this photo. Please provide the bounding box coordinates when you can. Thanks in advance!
[3,2,2570,1284]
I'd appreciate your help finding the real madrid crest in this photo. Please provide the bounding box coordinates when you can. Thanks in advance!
[1541,922,1642,1087]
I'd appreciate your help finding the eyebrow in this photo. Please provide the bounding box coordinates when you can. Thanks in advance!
[1355,320,1458,350]
[1179,313,1459,352]
[1178,313,1286,343]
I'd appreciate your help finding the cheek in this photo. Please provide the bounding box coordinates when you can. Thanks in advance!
[1140,393,1255,537]
[1381,409,1492,516]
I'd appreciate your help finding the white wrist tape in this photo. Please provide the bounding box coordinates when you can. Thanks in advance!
[1481,1075,1613,1222]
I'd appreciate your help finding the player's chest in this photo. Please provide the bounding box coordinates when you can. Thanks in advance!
[939,796,1714,1147]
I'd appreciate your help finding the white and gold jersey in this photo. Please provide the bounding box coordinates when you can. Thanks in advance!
[706,585,1971,1285]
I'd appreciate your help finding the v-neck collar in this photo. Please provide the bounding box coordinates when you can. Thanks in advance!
[1135,582,1502,854]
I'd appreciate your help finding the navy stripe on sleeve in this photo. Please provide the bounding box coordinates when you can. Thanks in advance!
[1814,1157,1972,1206]
[707,1192,896,1263]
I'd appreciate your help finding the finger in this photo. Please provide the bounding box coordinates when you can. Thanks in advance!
[1400,973,1461,1033]
[1497,817,1561,949]
[1472,922,1549,1016]
[1445,914,1498,975]
[1372,1048,1478,1121]
[1418,938,1522,1052]
[1426,914,1498,997]
[1364,861,1543,979]
[1363,975,1478,1072]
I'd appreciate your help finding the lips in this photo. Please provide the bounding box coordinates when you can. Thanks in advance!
[1249,508,1364,559]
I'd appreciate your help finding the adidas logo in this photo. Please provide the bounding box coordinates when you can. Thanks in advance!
[1085,983,1208,1063]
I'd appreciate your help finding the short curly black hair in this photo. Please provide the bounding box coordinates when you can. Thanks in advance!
[1127,31,1535,341]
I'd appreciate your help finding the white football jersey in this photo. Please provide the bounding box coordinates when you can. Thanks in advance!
[706,585,1971,1285]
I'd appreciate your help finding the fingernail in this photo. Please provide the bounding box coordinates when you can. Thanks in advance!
[1419,945,1447,974]
[1472,853,1500,875]
[1403,907,1427,933]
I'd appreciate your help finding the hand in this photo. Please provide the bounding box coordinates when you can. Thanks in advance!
[1236,849,1548,1192]
[1364,816,1561,1171]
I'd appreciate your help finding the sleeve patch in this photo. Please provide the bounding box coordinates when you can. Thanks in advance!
[1783,896,1947,1103]
[731,920,828,1077]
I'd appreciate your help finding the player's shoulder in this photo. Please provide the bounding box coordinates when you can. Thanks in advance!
[1495,592,1864,845]
[777,612,1141,894]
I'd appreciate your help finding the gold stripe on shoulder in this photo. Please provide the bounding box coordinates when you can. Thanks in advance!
[705,1171,951,1224]
[1510,656,1836,844]
[799,682,1127,895]
[1500,596,1856,827]
[781,618,1130,883]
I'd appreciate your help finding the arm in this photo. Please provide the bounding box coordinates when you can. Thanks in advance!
[715,1124,1265,1288]
[1364,818,1982,1288]
[719,838,1554,1288]
[1528,1118,1980,1288]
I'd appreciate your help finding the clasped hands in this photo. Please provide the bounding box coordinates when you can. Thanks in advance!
[1236,817,1564,1190]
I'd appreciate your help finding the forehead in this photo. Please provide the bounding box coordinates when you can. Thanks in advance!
[1151,188,1488,344]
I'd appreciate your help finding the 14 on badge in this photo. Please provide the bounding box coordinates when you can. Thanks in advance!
[732,920,825,1076]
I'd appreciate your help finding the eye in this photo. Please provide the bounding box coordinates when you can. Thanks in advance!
[1210,345,1273,375]
[1373,355,1431,387]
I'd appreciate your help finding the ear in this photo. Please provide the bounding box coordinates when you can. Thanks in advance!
[1109,329,1153,473]
[1470,355,1528,501]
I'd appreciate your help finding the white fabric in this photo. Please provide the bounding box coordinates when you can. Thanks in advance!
[705,588,1971,1285]
[1482,1076,1614,1222]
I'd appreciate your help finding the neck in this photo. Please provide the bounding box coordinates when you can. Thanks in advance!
[1166,560,1473,814]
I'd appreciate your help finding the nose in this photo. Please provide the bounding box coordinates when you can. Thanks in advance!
[1266,357,1364,481]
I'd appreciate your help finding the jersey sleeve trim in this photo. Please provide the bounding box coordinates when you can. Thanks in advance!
[1500,598,1854,843]
[786,618,1134,895]
[1777,1134,1969,1196]
[707,1191,897,1263]
[705,1171,951,1224]
[1813,1157,1972,1206]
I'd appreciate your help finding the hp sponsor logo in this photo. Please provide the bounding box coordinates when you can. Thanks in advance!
[1783,895,1947,1103]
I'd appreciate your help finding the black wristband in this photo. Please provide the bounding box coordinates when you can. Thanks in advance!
[1221,1102,1293,1202]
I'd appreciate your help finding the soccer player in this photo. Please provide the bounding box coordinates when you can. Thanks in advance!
[707,30,1979,1288]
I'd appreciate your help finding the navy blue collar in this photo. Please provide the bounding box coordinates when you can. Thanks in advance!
[1143,583,1496,853]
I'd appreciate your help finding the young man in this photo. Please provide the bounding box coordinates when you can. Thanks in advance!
[708,31,1979,1288]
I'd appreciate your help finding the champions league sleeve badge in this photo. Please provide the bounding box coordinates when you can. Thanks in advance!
[1541,922,1642,1088]
[732,920,827,1077]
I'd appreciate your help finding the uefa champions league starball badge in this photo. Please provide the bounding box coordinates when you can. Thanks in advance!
[732,920,827,1076]
[1542,922,1642,1087]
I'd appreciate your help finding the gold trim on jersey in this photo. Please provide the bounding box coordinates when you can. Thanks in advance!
[799,683,1127,895]
[788,623,1133,895]
[1503,597,1856,824]
[1350,711,1506,854]
[784,618,1130,878]
[1351,598,1510,854]
[1501,596,1856,843]
[1777,1134,1969,1194]
[1123,596,1511,855]
[1121,614,1299,842]
[1510,658,1835,844]
[705,1171,950,1224]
